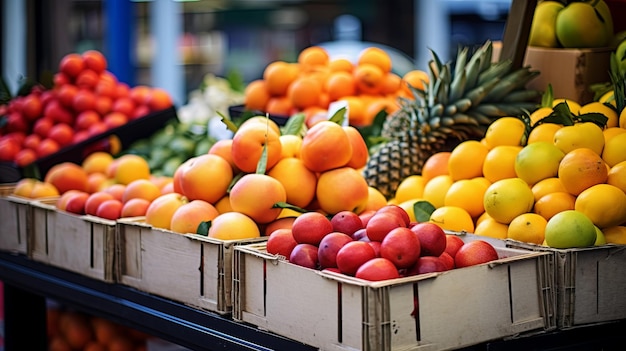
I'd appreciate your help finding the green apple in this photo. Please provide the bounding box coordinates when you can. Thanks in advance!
[528,1,565,48]
[556,0,614,48]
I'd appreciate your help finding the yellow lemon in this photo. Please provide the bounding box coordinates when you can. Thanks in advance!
[601,132,626,167]
[484,116,527,149]
[514,141,565,186]
[448,140,489,181]
[603,127,626,144]
[507,212,547,244]
[394,175,426,203]
[531,177,567,202]
[484,177,535,224]
[620,107,626,128]
[553,122,605,156]
[552,98,581,114]
[575,184,626,228]
[429,206,475,233]
[594,226,607,246]
[529,107,554,126]
[578,101,618,128]
[474,215,509,239]
[482,145,522,183]
[527,123,562,144]
[444,178,490,219]
[603,226,626,244]
[607,161,626,193]
[422,174,453,208]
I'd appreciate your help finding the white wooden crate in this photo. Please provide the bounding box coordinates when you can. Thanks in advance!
[0,190,31,255]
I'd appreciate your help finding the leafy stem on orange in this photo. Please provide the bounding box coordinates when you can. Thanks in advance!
[534,102,608,129]
[413,200,436,223]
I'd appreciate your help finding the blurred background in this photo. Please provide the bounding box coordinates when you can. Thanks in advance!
[2,0,513,106]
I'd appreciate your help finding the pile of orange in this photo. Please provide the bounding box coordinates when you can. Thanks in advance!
[243,46,429,127]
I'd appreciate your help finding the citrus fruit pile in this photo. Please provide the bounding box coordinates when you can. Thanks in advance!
[0,50,173,167]
[391,97,626,248]
[243,45,429,127]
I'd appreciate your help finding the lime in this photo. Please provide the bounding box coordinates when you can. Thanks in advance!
[544,210,597,249]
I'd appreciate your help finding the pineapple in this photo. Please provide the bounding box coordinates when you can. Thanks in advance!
[364,41,541,199]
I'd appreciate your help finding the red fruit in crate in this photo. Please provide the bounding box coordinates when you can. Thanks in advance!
[33,117,53,138]
[87,122,108,137]
[73,89,97,112]
[454,240,499,268]
[317,232,354,269]
[0,138,20,162]
[65,191,90,215]
[331,210,364,236]
[75,69,100,90]
[351,228,369,242]
[444,234,465,259]
[59,53,84,78]
[99,70,118,85]
[267,228,298,259]
[406,256,447,276]
[82,50,107,73]
[365,211,406,242]
[148,88,173,111]
[289,243,319,269]
[129,85,152,105]
[103,112,128,129]
[112,96,136,117]
[358,209,376,227]
[44,162,89,194]
[94,96,113,116]
[439,252,455,270]
[96,198,123,220]
[115,82,131,99]
[291,211,334,246]
[15,148,37,167]
[47,123,74,147]
[53,72,71,86]
[6,112,29,133]
[411,222,447,257]
[377,204,411,226]
[368,240,381,257]
[95,80,117,98]
[45,100,74,124]
[21,94,43,121]
[131,104,150,120]
[355,257,400,281]
[380,227,421,269]
[57,84,79,108]
[75,110,101,131]
[36,138,60,158]
[85,191,116,216]
[73,130,90,144]
[336,241,377,276]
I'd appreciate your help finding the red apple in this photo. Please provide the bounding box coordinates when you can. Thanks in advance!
[376,204,411,226]
[336,241,377,276]
[407,256,447,276]
[358,210,376,227]
[318,232,354,269]
[266,228,298,259]
[289,243,319,269]
[331,210,364,236]
[445,234,465,259]
[368,241,381,257]
[380,227,421,269]
[365,211,406,242]
[355,258,401,281]
[439,252,455,270]
[411,222,446,257]
[291,211,333,246]
[64,191,90,215]
[454,240,499,268]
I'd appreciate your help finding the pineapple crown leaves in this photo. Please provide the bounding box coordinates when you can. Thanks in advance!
[609,52,626,113]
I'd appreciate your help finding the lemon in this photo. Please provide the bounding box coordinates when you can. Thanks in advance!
[529,107,554,126]
[514,141,565,186]
[603,226,626,244]
[484,117,527,149]
[474,216,509,239]
[429,206,475,233]
[544,210,596,249]
[528,123,562,144]
[594,226,607,246]
[579,101,618,128]
[620,108,626,128]
[422,174,453,209]
[553,122,605,156]
[482,145,522,183]
[601,132,626,167]
[394,175,426,203]
[444,178,489,218]
[533,191,576,221]
[531,177,567,202]
[483,177,535,224]
[607,161,626,193]
[507,213,547,245]
[448,140,489,181]
[575,184,626,228]
[552,98,581,115]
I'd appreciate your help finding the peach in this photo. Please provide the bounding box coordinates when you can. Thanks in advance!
[12,178,38,198]
[343,125,369,169]
[86,172,110,193]
[267,157,317,208]
[65,191,90,215]
[170,199,219,234]
[30,181,61,198]
[229,173,286,224]
[179,154,233,204]
[266,228,298,259]
[207,212,261,240]
[121,179,161,203]
[120,198,151,217]
[300,120,352,173]
[291,211,333,246]
[264,216,296,236]
[315,167,369,215]
[44,162,89,194]
[56,189,86,211]
[96,199,123,220]
[81,151,114,175]
[145,192,187,230]
[85,191,116,216]
[231,121,282,173]
[103,183,126,202]
[208,139,240,174]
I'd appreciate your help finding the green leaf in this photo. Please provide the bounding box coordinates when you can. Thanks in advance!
[197,220,212,236]
[328,107,347,125]
[272,202,309,213]
[576,112,608,129]
[227,171,246,193]
[413,200,436,223]
[356,109,389,151]
[217,110,239,133]
[540,84,554,108]
[281,112,306,136]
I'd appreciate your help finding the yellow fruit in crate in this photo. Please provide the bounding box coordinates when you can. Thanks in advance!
[279,134,303,159]
[558,148,608,196]
[448,140,489,181]
[81,151,114,175]
[575,184,626,228]
[603,127,626,144]
[601,132,626,167]
[474,216,509,239]
[145,192,187,230]
[429,206,475,233]
[529,106,554,126]
[422,174,454,209]
[444,178,489,219]
[607,161,626,193]
[552,98,581,114]
[553,122,605,156]
[578,101,618,128]
[12,178,38,197]
[594,226,607,246]
[531,177,567,202]
[111,154,151,186]
[620,107,626,128]
[482,145,522,183]
[527,123,562,144]
[484,178,535,224]
[208,212,261,240]
[544,210,597,248]
[533,191,576,221]
[514,141,565,186]
[603,226,626,244]
[483,117,527,149]
[507,213,547,244]
[398,198,425,223]
[361,186,388,213]
[394,175,426,204]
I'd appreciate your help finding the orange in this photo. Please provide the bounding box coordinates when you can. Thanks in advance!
[603,226,626,244]
[607,160,626,193]
[263,61,299,96]
[267,157,317,208]
[231,121,282,173]
[230,173,287,224]
[328,57,354,72]
[379,72,402,95]
[533,191,576,221]
[265,96,294,116]
[575,184,626,228]
[300,120,352,172]
[482,145,522,183]
[448,140,489,181]
[44,162,89,194]
[421,151,451,183]
[288,76,322,109]
[325,71,356,101]
[337,96,366,126]
[394,175,426,203]
[422,174,454,208]
[527,123,562,144]
[207,212,261,240]
[362,98,396,126]
[401,70,429,96]
[507,213,547,244]
[315,166,369,215]
[12,178,38,198]
[147,87,173,112]
[298,46,330,71]
[531,177,567,202]
[244,79,270,111]
[353,63,384,95]
[357,47,392,73]
[111,154,151,186]
[558,148,608,196]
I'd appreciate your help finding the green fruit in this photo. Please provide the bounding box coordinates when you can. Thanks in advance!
[169,136,196,156]
[594,226,607,246]
[528,1,565,48]
[556,1,613,48]
[545,210,597,248]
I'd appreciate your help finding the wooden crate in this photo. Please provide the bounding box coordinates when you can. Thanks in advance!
[116,218,266,315]
[29,200,117,282]
[0,189,31,255]
[233,234,556,351]
[506,240,626,329]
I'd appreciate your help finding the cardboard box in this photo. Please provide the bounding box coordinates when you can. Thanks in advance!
[523,46,612,104]
[29,200,117,282]
[0,189,31,255]
[0,106,178,183]
[505,240,626,329]
[116,218,266,315]
[233,234,556,351]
